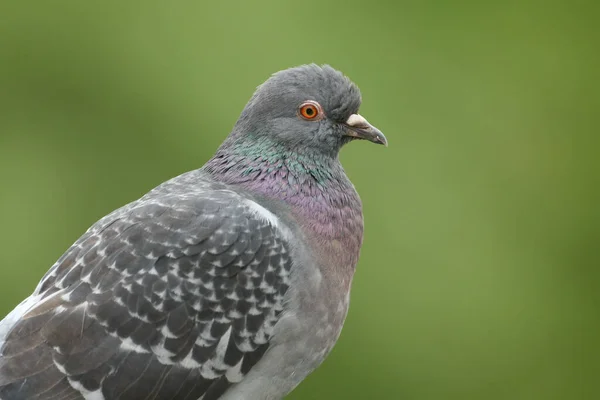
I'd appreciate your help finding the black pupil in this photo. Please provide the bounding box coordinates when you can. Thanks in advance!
[306,107,314,115]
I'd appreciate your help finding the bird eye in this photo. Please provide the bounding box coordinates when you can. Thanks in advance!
[299,101,323,120]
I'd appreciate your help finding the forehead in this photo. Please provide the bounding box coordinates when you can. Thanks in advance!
[260,64,362,121]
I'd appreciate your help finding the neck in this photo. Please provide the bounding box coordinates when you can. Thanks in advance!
[202,135,364,269]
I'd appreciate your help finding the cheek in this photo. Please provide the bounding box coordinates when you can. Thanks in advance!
[316,124,344,147]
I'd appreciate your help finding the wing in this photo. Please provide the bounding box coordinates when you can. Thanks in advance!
[0,188,293,400]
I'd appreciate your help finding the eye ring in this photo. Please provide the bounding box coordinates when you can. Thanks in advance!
[298,101,324,121]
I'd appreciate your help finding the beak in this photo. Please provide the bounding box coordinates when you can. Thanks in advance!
[344,114,388,147]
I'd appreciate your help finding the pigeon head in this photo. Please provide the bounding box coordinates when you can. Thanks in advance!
[205,64,386,205]
[227,64,387,158]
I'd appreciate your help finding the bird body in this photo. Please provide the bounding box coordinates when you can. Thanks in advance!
[0,65,386,399]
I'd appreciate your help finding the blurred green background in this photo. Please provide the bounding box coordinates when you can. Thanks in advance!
[0,0,598,398]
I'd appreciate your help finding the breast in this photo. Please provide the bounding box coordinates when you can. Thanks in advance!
[216,199,354,399]
[271,200,361,372]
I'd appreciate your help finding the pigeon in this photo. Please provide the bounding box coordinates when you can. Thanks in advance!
[0,64,387,400]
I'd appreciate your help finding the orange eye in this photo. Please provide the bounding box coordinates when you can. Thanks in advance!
[299,101,322,120]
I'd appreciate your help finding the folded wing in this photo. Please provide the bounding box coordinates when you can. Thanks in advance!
[0,189,292,400]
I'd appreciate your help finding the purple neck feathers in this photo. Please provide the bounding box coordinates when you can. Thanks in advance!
[203,138,364,270]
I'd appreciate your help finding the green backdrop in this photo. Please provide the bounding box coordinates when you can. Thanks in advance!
[0,1,597,398]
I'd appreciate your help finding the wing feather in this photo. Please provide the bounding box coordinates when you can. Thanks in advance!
[0,186,293,400]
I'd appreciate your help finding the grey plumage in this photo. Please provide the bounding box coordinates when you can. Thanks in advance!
[0,64,386,399]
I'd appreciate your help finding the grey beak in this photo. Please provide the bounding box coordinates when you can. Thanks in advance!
[344,114,388,147]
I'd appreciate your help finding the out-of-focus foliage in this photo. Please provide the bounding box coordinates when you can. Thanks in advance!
[0,1,597,398]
